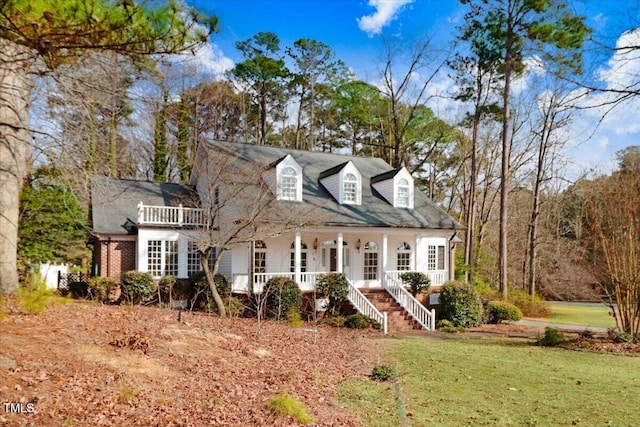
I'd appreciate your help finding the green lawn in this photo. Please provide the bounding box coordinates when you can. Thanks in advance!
[547,302,615,329]
[338,336,640,426]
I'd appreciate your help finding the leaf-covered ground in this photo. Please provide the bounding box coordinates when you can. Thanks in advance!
[0,302,385,426]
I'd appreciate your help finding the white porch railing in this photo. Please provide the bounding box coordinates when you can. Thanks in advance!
[252,272,320,293]
[384,272,436,331]
[386,269,448,287]
[345,278,387,335]
[137,202,205,226]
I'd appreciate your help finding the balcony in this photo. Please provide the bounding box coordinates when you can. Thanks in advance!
[137,202,206,227]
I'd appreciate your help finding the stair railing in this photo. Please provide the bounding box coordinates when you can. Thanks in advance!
[384,273,436,331]
[345,278,387,335]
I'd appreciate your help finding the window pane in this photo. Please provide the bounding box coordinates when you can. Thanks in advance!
[364,252,378,280]
[148,240,162,276]
[438,245,446,270]
[165,240,178,277]
[187,242,201,275]
[427,245,436,270]
[397,252,410,270]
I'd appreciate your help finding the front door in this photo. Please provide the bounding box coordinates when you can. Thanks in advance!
[329,248,337,272]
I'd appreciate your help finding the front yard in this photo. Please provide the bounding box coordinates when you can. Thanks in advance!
[338,334,640,426]
[2,299,638,426]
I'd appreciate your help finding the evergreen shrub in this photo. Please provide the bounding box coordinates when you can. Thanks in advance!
[120,271,155,304]
[264,276,302,321]
[487,300,523,323]
[438,281,483,328]
[400,271,430,296]
[316,273,348,316]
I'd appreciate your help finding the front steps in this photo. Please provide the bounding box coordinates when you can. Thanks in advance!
[359,289,421,333]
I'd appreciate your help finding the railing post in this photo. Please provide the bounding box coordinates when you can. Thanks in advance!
[137,202,144,223]
[178,204,184,226]
[383,312,388,335]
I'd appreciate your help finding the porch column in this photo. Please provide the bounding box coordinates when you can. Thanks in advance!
[382,233,388,287]
[337,232,343,274]
[414,234,421,271]
[294,230,302,284]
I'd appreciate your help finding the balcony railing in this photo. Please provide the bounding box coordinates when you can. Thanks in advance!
[137,202,205,227]
[386,269,448,287]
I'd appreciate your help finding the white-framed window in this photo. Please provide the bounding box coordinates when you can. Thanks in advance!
[280,167,298,200]
[397,178,410,208]
[343,173,358,203]
[254,240,267,274]
[364,241,379,280]
[397,241,411,270]
[427,244,446,271]
[148,239,178,277]
[188,242,217,275]
[187,242,201,275]
[289,241,308,273]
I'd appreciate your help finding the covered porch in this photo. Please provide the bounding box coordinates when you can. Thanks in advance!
[229,228,456,294]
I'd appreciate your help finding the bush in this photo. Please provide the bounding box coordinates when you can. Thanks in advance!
[189,271,231,297]
[400,272,431,297]
[223,296,246,318]
[371,364,395,381]
[608,329,635,344]
[487,300,523,324]
[189,272,232,312]
[535,327,567,347]
[507,288,551,318]
[316,273,349,316]
[264,276,302,321]
[318,316,346,327]
[438,281,483,328]
[436,319,466,333]
[157,275,176,305]
[344,313,373,329]
[87,277,116,302]
[120,271,155,304]
[265,393,314,425]
[18,282,59,314]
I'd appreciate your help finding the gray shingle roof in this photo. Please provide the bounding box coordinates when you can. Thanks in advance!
[203,140,463,230]
[90,176,198,235]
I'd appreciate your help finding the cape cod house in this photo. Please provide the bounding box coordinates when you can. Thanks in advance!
[90,140,463,332]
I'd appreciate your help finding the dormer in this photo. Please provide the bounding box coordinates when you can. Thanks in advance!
[319,161,362,205]
[275,154,303,202]
[371,167,414,209]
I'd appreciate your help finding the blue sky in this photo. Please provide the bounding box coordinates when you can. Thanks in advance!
[184,0,640,178]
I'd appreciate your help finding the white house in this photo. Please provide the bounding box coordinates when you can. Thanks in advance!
[90,140,463,332]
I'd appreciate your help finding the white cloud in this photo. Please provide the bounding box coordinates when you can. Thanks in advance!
[167,43,235,78]
[357,0,414,37]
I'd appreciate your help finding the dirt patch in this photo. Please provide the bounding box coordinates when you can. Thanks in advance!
[0,301,383,426]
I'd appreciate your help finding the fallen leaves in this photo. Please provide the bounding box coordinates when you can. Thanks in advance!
[0,302,382,426]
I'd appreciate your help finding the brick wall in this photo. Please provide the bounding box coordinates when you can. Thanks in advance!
[94,239,136,281]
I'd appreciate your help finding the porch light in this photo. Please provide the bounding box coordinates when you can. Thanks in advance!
[356,239,361,251]
[313,238,318,250]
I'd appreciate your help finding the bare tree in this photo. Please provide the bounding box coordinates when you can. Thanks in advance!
[583,164,640,338]
[187,142,322,317]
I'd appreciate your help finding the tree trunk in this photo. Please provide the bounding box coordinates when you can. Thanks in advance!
[0,39,33,294]
[499,9,514,299]
[201,249,226,317]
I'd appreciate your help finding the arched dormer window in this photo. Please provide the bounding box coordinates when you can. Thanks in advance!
[343,173,358,204]
[397,178,410,208]
[280,167,298,200]
[276,155,303,202]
